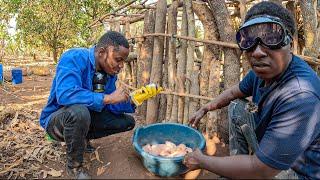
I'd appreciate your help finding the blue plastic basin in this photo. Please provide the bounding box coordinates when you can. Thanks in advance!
[132,123,205,177]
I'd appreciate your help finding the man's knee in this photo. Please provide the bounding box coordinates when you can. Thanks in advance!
[122,114,135,131]
[228,99,248,125]
[65,104,91,127]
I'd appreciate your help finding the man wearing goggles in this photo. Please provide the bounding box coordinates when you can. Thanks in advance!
[184,1,320,179]
[236,15,293,51]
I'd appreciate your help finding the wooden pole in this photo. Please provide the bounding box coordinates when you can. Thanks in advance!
[193,1,221,134]
[166,0,178,123]
[135,33,320,65]
[184,0,197,123]
[146,0,167,124]
[137,10,156,118]
[208,0,241,141]
[176,5,188,124]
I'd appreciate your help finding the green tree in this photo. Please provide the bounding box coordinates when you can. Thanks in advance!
[17,0,80,62]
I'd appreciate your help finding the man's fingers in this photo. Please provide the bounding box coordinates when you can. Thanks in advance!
[191,118,200,128]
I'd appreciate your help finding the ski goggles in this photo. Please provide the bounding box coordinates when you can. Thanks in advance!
[236,15,292,51]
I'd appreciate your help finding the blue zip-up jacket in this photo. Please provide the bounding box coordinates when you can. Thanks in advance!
[39,46,135,130]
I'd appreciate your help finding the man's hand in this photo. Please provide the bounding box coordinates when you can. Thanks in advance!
[104,87,129,104]
[188,107,208,128]
[130,83,163,106]
[183,149,204,171]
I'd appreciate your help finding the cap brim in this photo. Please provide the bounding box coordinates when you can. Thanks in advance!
[241,16,281,29]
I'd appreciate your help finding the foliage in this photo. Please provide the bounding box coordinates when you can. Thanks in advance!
[0,0,130,62]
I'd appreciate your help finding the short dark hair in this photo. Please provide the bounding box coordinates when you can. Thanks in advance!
[245,1,296,36]
[96,31,129,50]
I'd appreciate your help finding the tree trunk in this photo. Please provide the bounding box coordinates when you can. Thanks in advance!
[193,1,220,134]
[184,0,196,123]
[138,10,156,118]
[237,0,250,77]
[167,1,179,120]
[238,0,246,23]
[300,0,319,74]
[159,21,169,122]
[173,5,188,124]
[166,0,178,123]
[286,1,299,55]
[208,0,241,141]
[146,0,167,124]
[53,48,58,63]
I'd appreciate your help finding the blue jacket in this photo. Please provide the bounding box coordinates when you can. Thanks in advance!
[39,46,135,130]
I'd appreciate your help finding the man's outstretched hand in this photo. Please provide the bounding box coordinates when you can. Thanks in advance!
[188,107,208,128]
[183,148,204,171]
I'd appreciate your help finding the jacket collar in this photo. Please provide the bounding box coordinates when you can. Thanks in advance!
[89,45,96,70]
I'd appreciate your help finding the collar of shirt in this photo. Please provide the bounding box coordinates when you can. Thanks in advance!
[89,45,96,71]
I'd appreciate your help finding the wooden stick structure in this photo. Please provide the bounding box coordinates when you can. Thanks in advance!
[133,33,320,65]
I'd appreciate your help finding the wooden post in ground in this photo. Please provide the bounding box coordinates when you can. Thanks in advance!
[184,0,197,123]
[158,16,170,122]
[146,0,167,124]
[174,5,188,124]
[300,0,319,74]
[193,1,220,135]
[137,10,156,118]
[166,0,178,123]
[286,1,299,55]
[208,0,241,141]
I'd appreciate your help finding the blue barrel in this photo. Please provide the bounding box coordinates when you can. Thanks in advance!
[0,64,3,84]
[12,68,23,84]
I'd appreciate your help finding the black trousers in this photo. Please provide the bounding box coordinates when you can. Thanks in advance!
[46,104,135,168]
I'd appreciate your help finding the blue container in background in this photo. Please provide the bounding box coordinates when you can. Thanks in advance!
[133,123,206,177]
[0,64,3,84]
[12,68,23,85]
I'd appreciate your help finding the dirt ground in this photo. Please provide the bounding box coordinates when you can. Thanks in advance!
[0,75,228,179]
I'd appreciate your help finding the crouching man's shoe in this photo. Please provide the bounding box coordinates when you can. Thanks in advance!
[67,166,91,179]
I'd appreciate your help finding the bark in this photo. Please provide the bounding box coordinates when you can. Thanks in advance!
[176,5,188,124]
[286,1,299,54]
[159,21,169,122]
[125,21,131,39]
[300,0,319,74]
[189,65,200,119]
[193,1,220,134]
[208,0,241,141]
[110,16,121,31]
[53,48,58,63]
[138,10,156,118]
[166,0,178,123]
[207,59,221,136]
[146,0,167,124]
[238,0,246,23]
[184,0,197,122]
[237,0,250,77]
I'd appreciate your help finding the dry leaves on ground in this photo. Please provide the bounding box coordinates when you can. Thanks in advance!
[0,107,65,179]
